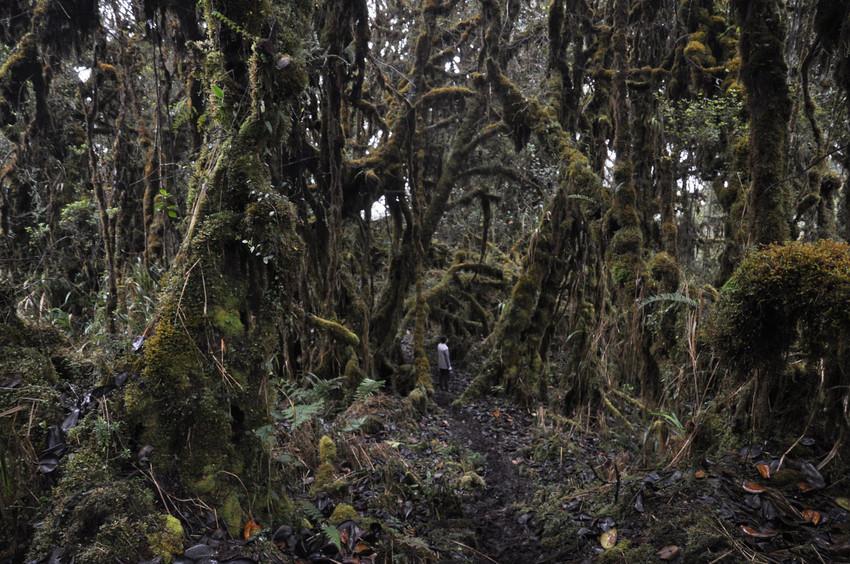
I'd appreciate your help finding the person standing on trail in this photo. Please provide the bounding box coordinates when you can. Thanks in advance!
[437,336,452,391]
[400,328,414,365]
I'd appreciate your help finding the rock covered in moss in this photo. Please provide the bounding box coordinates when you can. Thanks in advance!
[407,387,428,414]
[146,514,185,563]
[216,492,244,537]
[30,477,163,563]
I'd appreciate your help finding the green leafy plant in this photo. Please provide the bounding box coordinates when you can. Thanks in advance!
[638,292,698,309]
[354,378,384,402]
[273,374,344,430]
[276,400,324,430]
[154,188,179,219]
[322,524,342,551]
[649,410,685,434]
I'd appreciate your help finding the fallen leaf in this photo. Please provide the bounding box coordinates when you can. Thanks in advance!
[694,469,706,479]
[799,461,826,489]
[243,518,262,540]
[756,463,771,479]
[600,528,618,549]
[740,524,777,538]
[798,481,815,493]
[836,497,850,511]
[742,481,766,494]
[491,408,501,418]
[657,545,681,560]
[801,509,822,525]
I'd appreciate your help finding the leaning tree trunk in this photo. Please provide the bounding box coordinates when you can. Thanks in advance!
[120,0,311,535]
[464,0,603,404]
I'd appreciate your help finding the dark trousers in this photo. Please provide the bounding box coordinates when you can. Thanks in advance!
[438,368,450,390]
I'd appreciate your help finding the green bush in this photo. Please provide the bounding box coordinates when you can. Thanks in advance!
[711,240,850,371]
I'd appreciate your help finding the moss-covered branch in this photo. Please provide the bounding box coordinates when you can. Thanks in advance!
[307,314,361,347]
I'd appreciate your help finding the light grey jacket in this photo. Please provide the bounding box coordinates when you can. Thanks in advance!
[437,342,452,370]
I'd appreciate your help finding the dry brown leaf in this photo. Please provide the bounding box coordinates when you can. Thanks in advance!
[740,524,777,538]
[694,469,706,479]
[742,481,766,494]
[801,509,822,525]
[657,545,681,560]
[756,463,771,479]
[600,528,618,549]
[243,518,262,540]
[798,481,815,493]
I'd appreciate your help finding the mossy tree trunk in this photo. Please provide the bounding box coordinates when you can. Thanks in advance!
[735,0,793,245]
[465,0,603,405]
[122,0,312,534]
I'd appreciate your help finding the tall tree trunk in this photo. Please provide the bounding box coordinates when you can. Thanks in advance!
[735,0,793,245]
[121,0,312,535]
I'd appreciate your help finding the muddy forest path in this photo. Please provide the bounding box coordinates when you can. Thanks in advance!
[431,372,555,563]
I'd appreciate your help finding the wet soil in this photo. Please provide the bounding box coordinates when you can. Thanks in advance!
[434,376,546,563]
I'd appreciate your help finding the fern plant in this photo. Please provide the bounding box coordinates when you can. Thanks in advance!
[638,292,697,309]
[354,378,384,403]
[273,373,343,430]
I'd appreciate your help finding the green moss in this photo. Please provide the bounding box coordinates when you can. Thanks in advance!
[311,462,347,495]
[307,315,360,347]
[691,410,739,459]
[611,226,643,256]
[736,0,792,244]
[712,240,850,369]
[458,471,486,489]
[611,255,643,286]
[684,40,713,65]
[211,304,245,336]
[648,252,680,292]
[407,387,428,414]
[318,435,337,464]
[146,514,184,563]
[682,514,729,561]
[329,503,359,525]
[220,493,244,538]
[712,241,850,433]
[31,476,159,563]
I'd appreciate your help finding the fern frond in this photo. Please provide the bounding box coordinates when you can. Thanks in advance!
[354,378,384,403]
[307,374,344,402]
[323,524,342,551]
[277,400,324,429]
[638,292,697,309]
[298,500,325,524]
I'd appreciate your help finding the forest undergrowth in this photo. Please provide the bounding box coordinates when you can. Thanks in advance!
[3,0,850,562]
